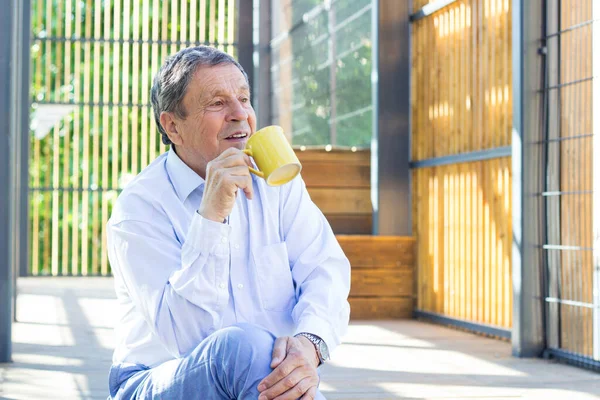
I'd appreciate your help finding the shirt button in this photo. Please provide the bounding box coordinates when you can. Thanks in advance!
[237,283,244,289]
[221,237,227,243]
[234,244,240,249]
[219,283,226,289]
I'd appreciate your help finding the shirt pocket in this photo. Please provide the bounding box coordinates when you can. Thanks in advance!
[252,242,296,312]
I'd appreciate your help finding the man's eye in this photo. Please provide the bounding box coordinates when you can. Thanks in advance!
[212,101,224,106]
[240,97,249,103]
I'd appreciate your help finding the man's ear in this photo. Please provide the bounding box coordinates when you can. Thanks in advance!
[159,111,183,145]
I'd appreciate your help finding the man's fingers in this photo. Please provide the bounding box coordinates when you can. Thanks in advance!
[216,146,241,159]
[279,376,318,400]
[214,147,253,168]
[258,366,312,400]
[227,175,254,200]
[270,337,288,369]
[227,165,252,177]
[299,385,317,400]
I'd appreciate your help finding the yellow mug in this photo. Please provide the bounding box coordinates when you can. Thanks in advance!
[243,125,302,186]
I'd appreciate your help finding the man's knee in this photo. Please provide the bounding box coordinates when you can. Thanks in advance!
[204,323,275,396]
[216,323,275,362]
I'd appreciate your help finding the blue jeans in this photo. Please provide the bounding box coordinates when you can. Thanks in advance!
[108,323,326,399]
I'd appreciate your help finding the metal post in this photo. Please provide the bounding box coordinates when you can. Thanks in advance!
[511,0,546,357]
[328,2,337,146]
[593,0,600,362]
[373,0,411,236]
[10,0,29,324]
[370,0,379,234]
[256,0,272,128]
[0,0,15,363]
[237,0,254,103]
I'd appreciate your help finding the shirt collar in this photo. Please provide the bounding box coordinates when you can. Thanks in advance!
[166,147,205,202]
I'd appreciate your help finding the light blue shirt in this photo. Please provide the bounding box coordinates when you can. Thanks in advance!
[107,148,351,368]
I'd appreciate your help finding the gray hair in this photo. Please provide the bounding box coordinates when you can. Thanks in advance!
[150,46,249,145]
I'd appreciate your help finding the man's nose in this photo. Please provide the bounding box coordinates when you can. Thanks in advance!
[227,99,249,121]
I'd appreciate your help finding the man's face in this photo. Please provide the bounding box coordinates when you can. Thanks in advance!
[165,63,256,177]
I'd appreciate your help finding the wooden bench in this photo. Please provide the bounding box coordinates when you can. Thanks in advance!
[299,148,415,319]
[297,148,372,234]
[338,235,415,319]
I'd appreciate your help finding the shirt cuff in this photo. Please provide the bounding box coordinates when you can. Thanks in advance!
[182,211,232,263]
[294,315,339,355]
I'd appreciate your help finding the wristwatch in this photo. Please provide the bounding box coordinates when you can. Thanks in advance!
[295,332,330,365]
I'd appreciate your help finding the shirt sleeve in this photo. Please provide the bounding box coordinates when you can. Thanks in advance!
[281,177,351,355]
[107,210,231,359]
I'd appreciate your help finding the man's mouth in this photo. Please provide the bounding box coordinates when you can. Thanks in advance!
[224,132,248,140]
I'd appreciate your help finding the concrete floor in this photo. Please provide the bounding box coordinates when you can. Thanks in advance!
[1,277,599,400]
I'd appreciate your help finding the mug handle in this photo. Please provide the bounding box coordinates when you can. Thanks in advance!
[242,149,265,178]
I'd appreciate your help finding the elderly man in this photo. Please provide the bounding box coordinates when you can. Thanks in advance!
[106,45,351,400]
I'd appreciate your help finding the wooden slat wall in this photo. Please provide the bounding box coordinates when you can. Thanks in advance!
[298,149,372,234]
[413,160,512,327]
[30,0,237,276]
[554,0,593,358]
[411,0,513,329]
[338,236,415,319]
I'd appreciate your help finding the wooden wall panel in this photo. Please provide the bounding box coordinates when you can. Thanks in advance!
[411,0,511,162]
[349,297,413,320]
[412,159,512,329]
[300,149,372,234]
[338,235,416,320]
[351,269,413,297]
[411,0,513,330]
[338,235,415,269]
[326,215,372,236]
[300,163,370,188]
[309,188,372,214]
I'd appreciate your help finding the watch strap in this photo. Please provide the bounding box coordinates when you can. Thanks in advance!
[294,332,328,364]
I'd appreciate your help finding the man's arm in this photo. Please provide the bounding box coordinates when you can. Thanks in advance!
[108,211,232,359]
[258,176,351,399]
[109,147,255,359]
[284,176,351,352]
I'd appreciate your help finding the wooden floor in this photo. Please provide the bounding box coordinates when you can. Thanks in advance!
[1,278,600,400]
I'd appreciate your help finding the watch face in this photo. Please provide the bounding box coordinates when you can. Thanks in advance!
[319,341,330,361]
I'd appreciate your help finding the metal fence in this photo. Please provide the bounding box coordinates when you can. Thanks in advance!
[536,0,599,367]
[29,0,238,276]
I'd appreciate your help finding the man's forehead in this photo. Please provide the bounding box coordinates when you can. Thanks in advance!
[193,64,249,95]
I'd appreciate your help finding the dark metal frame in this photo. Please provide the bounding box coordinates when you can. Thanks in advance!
[1,0,30,362]
[414,310,512,340]
[0,0,14,363]
[373,0,411,236]
[13,0,30,284]
[409,146,511,169]
[543,348,600,372]
[409,0,458,22]
[237,0,254,103]
[511,0,547,359]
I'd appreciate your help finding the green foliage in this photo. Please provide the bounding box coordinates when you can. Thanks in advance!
[289,0,373,147]
[29,0,235,275]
